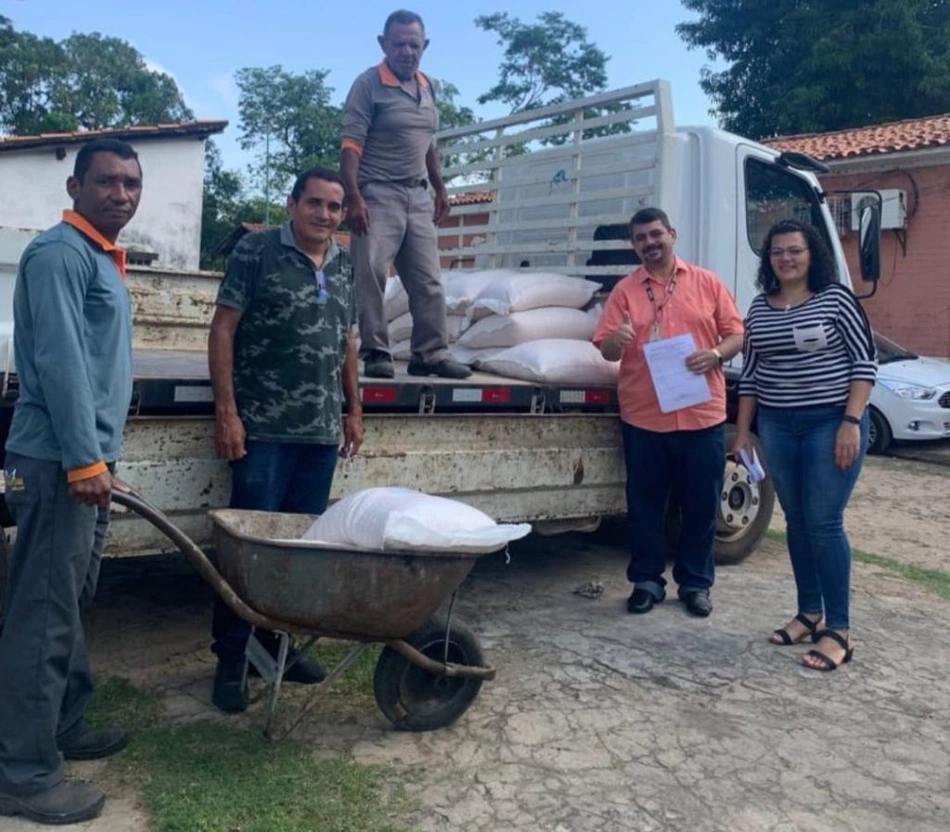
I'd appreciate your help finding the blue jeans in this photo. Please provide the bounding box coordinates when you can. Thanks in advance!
[756,405,869,630]
[620,422,725,599]
[211,440,339,662]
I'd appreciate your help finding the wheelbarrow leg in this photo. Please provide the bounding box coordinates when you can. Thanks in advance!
[246,628,290,739]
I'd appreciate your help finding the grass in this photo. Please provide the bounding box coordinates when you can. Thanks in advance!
[86,677,410,832]
[765,529,950,600]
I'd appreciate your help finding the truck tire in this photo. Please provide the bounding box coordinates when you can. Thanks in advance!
[665,425,775,565]
[867,407,892,455]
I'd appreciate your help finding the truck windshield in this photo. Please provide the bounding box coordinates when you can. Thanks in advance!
[745,158,831,254]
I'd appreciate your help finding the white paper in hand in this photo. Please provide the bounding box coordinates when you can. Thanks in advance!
[739,447,766,483]
[641,334,712,413]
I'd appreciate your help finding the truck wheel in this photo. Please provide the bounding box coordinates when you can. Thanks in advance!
[373,616,485,732]
[664,426,775,565]
[867,407,892,455]
[714,426,775,564]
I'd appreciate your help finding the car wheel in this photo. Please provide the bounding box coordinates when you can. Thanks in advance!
[867,407,892,455]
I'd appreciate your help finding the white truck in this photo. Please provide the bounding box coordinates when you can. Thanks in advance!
[0,79,881,570]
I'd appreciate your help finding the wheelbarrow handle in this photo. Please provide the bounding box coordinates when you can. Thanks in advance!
[110,489,286,633]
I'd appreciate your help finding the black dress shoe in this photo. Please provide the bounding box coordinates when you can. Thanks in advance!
[58,726,128,761]
[682,590,713,617]
[627,588,659,614]
[407,358,472,379]
[212,659,248,714]
[363,356,395,378]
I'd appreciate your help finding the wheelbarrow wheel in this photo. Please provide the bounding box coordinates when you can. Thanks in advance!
[373,616,485,732]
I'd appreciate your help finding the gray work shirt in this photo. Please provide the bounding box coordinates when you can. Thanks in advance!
[342,61,439,187]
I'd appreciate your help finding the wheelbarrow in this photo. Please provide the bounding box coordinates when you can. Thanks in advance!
[111,490,497,739]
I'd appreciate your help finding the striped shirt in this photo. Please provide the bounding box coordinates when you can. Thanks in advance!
[738,284,877,407]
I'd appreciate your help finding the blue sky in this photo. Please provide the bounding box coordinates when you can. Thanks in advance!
[5,0,718,180]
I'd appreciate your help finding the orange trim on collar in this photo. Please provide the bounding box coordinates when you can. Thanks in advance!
[377,60,430,88]
[61,210,127,277]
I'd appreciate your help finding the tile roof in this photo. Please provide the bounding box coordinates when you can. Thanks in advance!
[449,190,494,205]
[763,114,950,161]
[0,120,229,153]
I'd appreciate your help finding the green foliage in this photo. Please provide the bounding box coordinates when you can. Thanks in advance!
[474,11,609,113]
[235,66,343,195]
[677,0,950,138]
[0,17,191,135]
[434,79,476,131]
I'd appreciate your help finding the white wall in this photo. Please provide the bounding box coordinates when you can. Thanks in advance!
[0,137,207,270]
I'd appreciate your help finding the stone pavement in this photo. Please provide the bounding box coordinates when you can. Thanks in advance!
[2,527,948,831]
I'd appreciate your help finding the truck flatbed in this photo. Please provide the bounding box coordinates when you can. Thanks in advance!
[125,349,617,416]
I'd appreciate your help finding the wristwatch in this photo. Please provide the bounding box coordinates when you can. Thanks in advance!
[841,414,861,425]
[711,347,723,365]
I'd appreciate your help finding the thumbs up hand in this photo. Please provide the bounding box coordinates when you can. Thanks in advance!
[614,312,635,348]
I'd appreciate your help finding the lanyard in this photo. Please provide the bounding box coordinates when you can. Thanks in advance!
[644,270,678,339]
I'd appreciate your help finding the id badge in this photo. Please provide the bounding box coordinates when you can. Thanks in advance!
[792,323,828,353]
[650,322,662,342]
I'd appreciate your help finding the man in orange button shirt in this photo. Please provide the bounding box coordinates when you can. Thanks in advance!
[594,208,744,618]
[0,139,141,825]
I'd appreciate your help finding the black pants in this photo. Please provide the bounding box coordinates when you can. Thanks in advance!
[0,453,109,796]
[620,422,725,599]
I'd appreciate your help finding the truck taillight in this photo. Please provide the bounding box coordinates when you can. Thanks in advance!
[362,386,399,403]
[450,387,512,404]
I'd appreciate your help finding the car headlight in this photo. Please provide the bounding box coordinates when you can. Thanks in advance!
[878,379,937,400]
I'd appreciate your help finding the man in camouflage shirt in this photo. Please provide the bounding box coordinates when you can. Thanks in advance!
[207,167,363,713]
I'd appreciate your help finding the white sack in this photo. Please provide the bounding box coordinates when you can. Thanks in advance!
[470,273,600,320]
[390,339,412,361]
[477,339,620,385]
[389,313,470,346]
[302,487,531,553]
[448,344,506,366]
[384,276,410,321]
[457,307,596,350]
[443,269,519,315]
[388,311,414,343]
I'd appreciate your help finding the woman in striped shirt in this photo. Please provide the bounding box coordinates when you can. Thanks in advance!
[733,219,877,671]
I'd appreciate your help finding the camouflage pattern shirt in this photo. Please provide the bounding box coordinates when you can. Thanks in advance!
[216,223,356,444]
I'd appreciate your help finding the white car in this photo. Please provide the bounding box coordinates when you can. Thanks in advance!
[869,333,950,454]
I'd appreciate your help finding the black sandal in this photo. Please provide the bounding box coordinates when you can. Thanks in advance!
[770,613,822,646]
[803,630,854,672]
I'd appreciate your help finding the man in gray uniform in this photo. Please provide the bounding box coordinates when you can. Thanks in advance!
[0,139,141,825]
[342,8,470,379]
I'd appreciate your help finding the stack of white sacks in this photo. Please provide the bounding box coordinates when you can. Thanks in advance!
[383,270,620,385]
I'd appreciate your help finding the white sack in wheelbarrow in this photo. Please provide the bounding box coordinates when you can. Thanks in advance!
[302,487,531,554]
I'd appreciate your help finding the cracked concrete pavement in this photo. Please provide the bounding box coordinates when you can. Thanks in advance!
[2,456,948,831]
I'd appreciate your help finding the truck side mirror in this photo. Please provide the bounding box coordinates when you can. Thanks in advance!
[858,201,881,283]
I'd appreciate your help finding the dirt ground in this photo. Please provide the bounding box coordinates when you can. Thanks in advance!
[2,454,949,832]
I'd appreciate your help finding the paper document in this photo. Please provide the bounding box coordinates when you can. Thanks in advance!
[738,447,766,483]
[642,334,712,414]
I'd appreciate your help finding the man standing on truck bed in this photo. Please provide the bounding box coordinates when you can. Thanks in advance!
[341,8,471,380]
[0,139,141,825]
[208,167,364,714]
[594,208,744,618]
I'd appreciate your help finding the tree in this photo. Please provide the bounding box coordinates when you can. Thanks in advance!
[474,11,609,113]
[435,80,476,131]
[677,0,950,139]
[235,66,342,196]
[0,17,192,135]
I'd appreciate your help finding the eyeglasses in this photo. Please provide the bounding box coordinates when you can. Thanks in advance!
[769,246,808,258]
[314,270,329,304]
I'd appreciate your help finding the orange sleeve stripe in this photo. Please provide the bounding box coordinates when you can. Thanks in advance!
[341,139,363,156]
[67,461,108,483]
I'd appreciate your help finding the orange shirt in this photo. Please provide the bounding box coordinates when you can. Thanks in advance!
[593,258,744,432]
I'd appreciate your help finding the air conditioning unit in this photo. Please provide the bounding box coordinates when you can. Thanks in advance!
[851,189,906,231]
